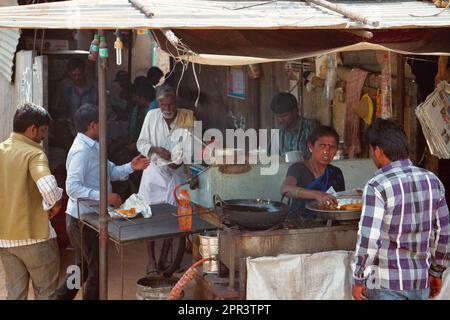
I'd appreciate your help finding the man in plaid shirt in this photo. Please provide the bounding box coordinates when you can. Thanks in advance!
[352,118,449,300]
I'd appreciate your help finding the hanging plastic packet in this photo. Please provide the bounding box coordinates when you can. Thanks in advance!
[99,36,108,68]
[380,51,393,119]
[88,34,100,61]
[325,53,338,101]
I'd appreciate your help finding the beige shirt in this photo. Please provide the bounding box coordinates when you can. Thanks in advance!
[0,133,52,240]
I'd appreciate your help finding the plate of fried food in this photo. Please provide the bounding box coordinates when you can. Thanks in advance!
[306,195,363,221]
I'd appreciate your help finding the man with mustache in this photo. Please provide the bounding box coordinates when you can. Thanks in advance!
[0,103,62,299]
[137,84,194,274]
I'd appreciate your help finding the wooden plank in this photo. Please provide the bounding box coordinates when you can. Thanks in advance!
[239,257,247,300]
[396,53,405,125]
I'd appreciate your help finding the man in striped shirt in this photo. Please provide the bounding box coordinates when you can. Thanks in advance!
[0,103,63,299]
[268,92,320,159]
[352,118,449,300]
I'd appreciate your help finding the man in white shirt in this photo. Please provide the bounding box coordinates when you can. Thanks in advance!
[137,84,194,273]
[0,103,63,300]
[54,104,149,300]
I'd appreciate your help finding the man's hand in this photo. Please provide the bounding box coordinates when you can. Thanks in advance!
[131,155,150,171]
[352,284,368,300]
[107,193,123,208]
[429,275,442,299]
[48,200,62,220]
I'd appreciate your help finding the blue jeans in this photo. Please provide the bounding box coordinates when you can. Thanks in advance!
[366,287,430,300]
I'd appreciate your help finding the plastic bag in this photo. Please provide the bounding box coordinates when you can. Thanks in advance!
[108,193,152,219]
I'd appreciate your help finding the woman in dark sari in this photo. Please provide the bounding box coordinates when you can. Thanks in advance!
[281,125,345,218]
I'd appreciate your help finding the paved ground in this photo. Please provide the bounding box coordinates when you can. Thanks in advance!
[0,240,196,300]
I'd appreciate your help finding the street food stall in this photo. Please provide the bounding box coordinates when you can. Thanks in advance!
[0,0,450,300]
[75,199,216,299]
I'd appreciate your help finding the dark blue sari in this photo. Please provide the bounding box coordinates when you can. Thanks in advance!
[287,163,345,219]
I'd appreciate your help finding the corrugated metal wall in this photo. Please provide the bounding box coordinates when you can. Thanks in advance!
[0,76,14,141]
[0,0,19,83]
[0,0,19,142]
[0,28,20,83]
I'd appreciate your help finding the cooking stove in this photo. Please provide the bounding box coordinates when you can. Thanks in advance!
[217,219,359,291]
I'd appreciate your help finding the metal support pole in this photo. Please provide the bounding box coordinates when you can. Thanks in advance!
[98,29,109,300]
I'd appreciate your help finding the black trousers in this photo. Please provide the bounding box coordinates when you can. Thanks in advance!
[54,214,99,300]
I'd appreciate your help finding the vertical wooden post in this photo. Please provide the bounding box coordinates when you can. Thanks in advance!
[396,53,405,126]
[239,257,247,300]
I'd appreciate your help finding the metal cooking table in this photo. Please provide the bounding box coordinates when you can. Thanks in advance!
[77,199,217,299]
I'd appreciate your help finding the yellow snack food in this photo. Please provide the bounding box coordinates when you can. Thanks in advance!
[116,208,136,217]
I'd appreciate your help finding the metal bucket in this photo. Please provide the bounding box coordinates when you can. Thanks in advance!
[136,276,183,300]
[199,232,219,273]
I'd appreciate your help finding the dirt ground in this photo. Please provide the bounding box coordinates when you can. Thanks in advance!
[0,240,196,300]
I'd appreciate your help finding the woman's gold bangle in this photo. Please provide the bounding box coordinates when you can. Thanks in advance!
[295,187,303,198]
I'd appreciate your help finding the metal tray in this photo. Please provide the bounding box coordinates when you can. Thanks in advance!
[305,195,362,221]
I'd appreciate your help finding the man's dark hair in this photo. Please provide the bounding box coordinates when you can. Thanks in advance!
[114,70,130,87]
[365,118,410,161]
[270,92,298,114]
[133,85,156,102]
[308,125,339,146]
[73,103,98,133]
[147,67,164,84]
[13,102,51,133]
[67,58,85,72]
[133,76,151,89]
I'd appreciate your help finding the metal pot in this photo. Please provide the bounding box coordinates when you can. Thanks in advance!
[213,194,289,231]
[283,150,303,163]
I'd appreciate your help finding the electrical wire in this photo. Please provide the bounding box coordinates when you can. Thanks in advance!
[409,1,450,17]
[223,0,278,10]
[151,29,201,107]
[192,61,201,108]
[416,145,428,166]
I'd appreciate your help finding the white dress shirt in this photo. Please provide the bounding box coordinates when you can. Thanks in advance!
[65,133,134,218]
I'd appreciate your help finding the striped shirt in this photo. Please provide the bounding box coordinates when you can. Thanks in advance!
[0,175,61,248]
[352,159,450,291]
[279,118,320,158]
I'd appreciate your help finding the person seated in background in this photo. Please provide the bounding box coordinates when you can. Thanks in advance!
[52,58,98,124]
[128,85,156,154]
[269,92,320,159]
[281,125,345,219]
[147,67,164,109]
[107,70,131,120]
[147,66,164,87]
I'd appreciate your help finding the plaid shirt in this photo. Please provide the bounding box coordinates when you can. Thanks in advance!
[352,159,450,291]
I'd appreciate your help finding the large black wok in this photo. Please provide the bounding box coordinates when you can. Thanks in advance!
[213,194,289,231]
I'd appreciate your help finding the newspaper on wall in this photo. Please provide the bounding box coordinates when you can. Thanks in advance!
[415,81,450,159]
